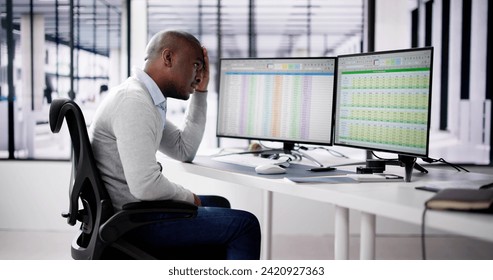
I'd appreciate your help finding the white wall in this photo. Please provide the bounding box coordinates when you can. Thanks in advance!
[21,14,45,112]
[130,0,148,70]
[430,0,442,130]
[464,0,489,146]
[21,14,45,158]
[448,0,462,136]
[0,161,71,231]
[374,0,411,51]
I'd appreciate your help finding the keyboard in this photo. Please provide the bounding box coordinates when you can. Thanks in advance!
[212,154,287,167]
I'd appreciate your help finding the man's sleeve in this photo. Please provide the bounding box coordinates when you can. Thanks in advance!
[159,92,208,162]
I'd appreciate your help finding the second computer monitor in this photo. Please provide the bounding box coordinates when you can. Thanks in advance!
[217,57,337,149]
[334,47,434,158]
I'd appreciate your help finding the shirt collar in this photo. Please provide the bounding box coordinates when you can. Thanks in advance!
[132,67,166,107]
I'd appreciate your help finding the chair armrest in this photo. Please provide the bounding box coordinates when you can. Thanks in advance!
[99,200,198,243]
[122,200,197,211]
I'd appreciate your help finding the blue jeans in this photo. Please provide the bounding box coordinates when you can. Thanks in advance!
[127,195,261,260]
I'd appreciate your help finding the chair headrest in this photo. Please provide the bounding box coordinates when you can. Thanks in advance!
[49,98,84,134]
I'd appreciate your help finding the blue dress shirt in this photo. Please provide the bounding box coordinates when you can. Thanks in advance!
[133,67,167,128]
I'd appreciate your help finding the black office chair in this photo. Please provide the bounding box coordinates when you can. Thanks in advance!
[49,98,224,259]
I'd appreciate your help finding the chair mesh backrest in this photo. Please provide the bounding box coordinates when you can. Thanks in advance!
[49,98,112,230]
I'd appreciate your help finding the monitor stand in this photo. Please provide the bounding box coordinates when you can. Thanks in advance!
[365,155,427,182]
[398,155,428,182]
[220,142,325,167]
[257,142,325,167]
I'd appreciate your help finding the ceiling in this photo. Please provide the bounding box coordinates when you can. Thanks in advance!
[1,0,364,58]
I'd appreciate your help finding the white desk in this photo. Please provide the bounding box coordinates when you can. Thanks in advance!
[159,154,493,260]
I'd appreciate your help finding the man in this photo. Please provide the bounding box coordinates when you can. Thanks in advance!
[89,30,261,259]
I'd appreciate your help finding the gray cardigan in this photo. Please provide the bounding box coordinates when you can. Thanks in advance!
[89,75,207,210]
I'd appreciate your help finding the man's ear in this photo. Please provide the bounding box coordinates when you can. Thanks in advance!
[162,49,172,67]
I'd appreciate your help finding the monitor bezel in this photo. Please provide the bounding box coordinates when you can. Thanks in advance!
[333,47,434,158]
[216,56,338,147]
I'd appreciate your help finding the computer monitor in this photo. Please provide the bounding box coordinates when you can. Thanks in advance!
[333,47,433,180]
[217,57,337,157]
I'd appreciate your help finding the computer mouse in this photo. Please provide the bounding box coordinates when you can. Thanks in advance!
[255,164,286,175]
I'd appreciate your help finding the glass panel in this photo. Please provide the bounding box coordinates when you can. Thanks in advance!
[0,0,121,160]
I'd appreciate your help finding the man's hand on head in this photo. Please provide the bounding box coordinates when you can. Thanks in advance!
[195,47,209,93]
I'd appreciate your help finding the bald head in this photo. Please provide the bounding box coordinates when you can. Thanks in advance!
[142,30,207,100]
[145,30,201,62]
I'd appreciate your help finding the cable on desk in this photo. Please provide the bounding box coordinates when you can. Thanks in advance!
[298,145,350,159]
[257,141,279,151]
[421,157,470,172]
[371,152,470,173]
[371,151,397,161]
[421,207,428,260]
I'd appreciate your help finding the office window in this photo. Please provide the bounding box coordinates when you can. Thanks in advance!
[0,0,120,160]
[5,0,488,165]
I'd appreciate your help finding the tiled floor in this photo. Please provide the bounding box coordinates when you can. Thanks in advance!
[0,230,73,260]
[1,230,492,260]
[273,235,493,260]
